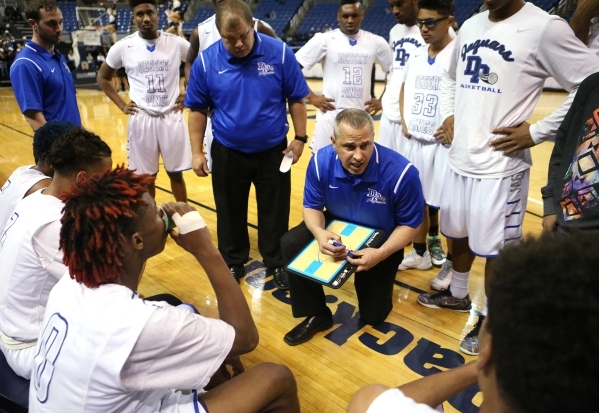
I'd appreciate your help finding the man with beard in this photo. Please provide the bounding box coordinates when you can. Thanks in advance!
[10,0,81,130]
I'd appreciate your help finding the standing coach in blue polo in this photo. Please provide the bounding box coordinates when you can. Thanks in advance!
[185,0,309,288]
[10,0,81,131]
[281,109,424,346]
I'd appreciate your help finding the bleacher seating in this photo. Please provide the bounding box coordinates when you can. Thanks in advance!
[58,1,78,34]
[182,6,214,34]
[360,0,396,39]
[296,2,338,38]
[253,0,305,37]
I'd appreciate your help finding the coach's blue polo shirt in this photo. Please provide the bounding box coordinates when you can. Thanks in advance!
[10,41,81,126]
[304,143,424,235]
[185,32,309,153]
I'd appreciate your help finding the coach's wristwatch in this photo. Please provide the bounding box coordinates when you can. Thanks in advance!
[294,135,308,143]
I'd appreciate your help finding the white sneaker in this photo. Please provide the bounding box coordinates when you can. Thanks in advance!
[430,260,452,291]
[398,250,433,271]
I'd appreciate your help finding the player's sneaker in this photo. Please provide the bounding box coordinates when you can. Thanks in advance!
[459,315,485,356]
[427,235,446,267]
[417,289,472,312]
[398,250,433,271]
[430,260,452,291]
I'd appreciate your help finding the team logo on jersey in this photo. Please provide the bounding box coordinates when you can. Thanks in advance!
[460,39,515,62]
[257,62,274,75]
[391,38,423,67]
[349,39,357,46]
[366,188,386,205]
[463,56,498,85]
[146,44,156,52]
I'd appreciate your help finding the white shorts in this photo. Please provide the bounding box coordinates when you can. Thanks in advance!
[440,168,529,257]
[127,110,192,175]
[0,341,35,379]
[310,109,339,152]
[365,388,441,413]
[404,139,449,209]
[377,113,409,156]
[159,389,207,413]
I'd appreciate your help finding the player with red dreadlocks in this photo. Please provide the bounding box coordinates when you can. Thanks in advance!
[30,166,301,413]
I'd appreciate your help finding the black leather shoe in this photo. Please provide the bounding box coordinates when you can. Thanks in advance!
[271,267,289,290]
[284,315,334,346]
[229,265,245,283]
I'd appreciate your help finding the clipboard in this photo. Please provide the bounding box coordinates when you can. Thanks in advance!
[286,220,386,289]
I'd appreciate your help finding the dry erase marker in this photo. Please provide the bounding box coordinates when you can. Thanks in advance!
[327,240,356,258]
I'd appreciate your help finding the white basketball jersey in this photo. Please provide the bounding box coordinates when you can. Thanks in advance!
[295,29,392,110]
[381,24,424,122]
[0,190,64,342]
[445,3,599,178]
[402,41,455,142]
[0,165,47,232]
[106,31,190,116]
[29,276,161,412]
[198,15,260,52]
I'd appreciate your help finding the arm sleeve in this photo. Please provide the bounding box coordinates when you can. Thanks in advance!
[32,220,67,280]
[10,60,44,113]
[105,40,123,69]
[184,52,212,109]
[530,19,599,144]
[303,153,325,210]
[393,164,425,228]
[282,42,310,100]
[439,35,458,122]
[121,305,235,391]
[179,36,190,62]
[375,36,393,73]
[294,33,327,70]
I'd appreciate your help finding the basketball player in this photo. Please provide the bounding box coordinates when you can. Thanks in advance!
[396,0,454,282]
[294,0,392,152]
[0,121,75,231]
[569,0,599,51]
[0,128,112,379]
[29,167,300,413]
[377,0,421,156]
[417,0,599,356]
[349,232,599,413]
[97,0,191,202]
[183,0,277,172]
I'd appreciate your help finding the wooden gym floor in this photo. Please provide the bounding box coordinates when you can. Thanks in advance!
[0,81,566,412]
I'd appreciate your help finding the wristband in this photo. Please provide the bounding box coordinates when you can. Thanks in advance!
[294,135,308,143]
[171,211,206,234]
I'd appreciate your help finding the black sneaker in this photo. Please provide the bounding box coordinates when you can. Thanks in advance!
[229,265,245,283]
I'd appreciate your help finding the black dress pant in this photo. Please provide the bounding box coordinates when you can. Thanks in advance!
[281,218,404,326]
[211,138,290,268]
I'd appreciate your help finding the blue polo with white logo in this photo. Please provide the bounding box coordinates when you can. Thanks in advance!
[304,143,424,235]
[10,40,81,126]
[185,32,309,153]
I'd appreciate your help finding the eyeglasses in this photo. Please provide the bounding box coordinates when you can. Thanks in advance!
[416,16,449,29]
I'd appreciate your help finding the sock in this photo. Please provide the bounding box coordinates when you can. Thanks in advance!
[482,295,488,316]
[449,270,470,299]
[446,253,452,262]
[414,242,427,256]
[428,225,439,237]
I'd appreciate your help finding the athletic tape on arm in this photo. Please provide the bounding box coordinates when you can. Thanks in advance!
[172,211,206,234]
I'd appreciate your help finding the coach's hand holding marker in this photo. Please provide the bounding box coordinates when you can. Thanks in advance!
[490,121,535,155]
